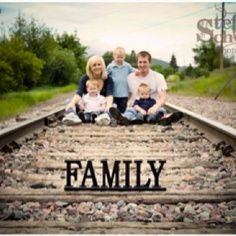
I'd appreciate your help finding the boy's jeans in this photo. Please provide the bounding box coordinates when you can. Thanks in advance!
[123,107,166,123]
[84,111,101,122]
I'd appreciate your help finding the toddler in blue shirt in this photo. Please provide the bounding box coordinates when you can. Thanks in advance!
[109,83,165,125]
[107,47,134,113]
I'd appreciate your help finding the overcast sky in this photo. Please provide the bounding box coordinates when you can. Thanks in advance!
[0,2,236,66]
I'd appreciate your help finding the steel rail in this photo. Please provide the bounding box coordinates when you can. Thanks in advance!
[0,103,235,152]
[165,102,236,150]
[0,107,65,150]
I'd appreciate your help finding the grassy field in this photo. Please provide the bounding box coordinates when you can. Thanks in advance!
[169,66,236,101]
[0,84,76,120]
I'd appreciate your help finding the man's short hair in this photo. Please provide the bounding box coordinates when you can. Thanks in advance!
[137,51,152,63]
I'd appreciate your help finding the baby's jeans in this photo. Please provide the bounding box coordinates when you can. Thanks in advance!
[123,107,166,123]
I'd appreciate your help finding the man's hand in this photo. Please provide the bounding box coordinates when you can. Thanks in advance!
[134,69,141,76]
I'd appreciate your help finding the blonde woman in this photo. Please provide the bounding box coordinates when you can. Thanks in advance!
[63,55,113,125]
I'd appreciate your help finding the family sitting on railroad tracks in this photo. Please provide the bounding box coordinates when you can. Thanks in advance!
[62,47,183,126]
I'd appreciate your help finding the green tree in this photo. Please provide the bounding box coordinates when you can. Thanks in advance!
[126,50,137,67]
[151,65,174,78]
[8,14,88,86]
[9,14,64,85]
[169,54,178,72]
[185,64,194,77]
[102,51,113,66]
[45,48,78,86]
[0,37,44,92]
[0,60,15,93]
[9,14,58,62]
[192,40,232,73]
[56,32,87,74]
[193,40,218,72]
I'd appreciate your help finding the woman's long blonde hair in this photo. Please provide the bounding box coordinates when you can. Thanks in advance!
[86,55,107,80]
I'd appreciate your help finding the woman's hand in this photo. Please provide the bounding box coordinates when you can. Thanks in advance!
[65,94,82,112]
[65,102,76,112]
[105,95,113,112]
[104,104,111,113]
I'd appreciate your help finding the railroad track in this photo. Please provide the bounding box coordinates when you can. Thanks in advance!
[0,104,235,234]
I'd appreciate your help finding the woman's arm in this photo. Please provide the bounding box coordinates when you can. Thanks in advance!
[65,75,88,112]
[100,103,106,112]
[103,75,114,111]
[65,94,82,112]
[105,95,113,112]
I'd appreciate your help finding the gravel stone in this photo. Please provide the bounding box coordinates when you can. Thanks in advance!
[95,202,103,210]
[194,166,205,174]
[199,211,210,221]
[152,212,163,222]
[127,203,137,214]
[174,213,184,222]
[117,200,126,209]
[184,204,195,215]
[174,206,181,214]
[168,94,236,129]
[184,217,193,223]
[91,210,105,221]
[78,202,94,215]
[55,201,69,207]
[228,201,236,208]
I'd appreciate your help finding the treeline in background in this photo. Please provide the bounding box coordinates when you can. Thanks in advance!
[1,14,235,94]
[0,14,87,93]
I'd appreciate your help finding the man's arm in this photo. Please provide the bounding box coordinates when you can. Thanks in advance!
[155,90,167,109]
[147,90,167,115]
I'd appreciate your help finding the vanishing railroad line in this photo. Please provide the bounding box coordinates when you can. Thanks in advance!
[0,103,235,233]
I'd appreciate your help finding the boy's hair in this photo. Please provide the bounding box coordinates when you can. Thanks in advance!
[138,83,150,93]
[86,55,107,80]
[137,51,152,63]
[113,46,126,57]
[86,80,99,88]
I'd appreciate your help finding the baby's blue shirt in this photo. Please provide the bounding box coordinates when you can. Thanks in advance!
[107,61,134,97]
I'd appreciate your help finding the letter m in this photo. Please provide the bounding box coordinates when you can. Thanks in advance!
[101,160,120,188]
